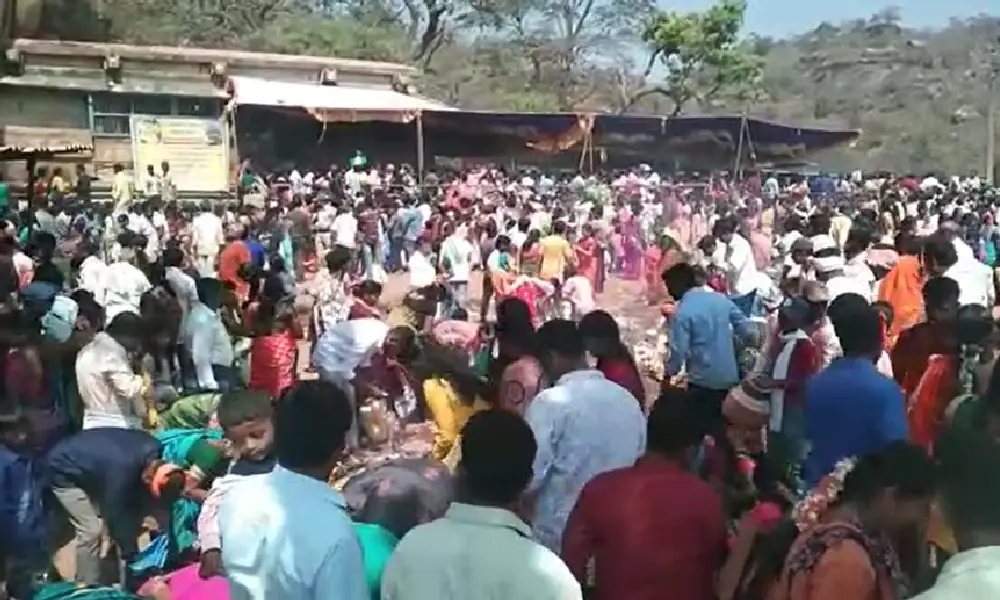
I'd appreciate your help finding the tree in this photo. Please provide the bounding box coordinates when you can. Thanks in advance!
[98,0,314,47]
[318,0,457,69]
[625,0,762,115]
[463,0,655,110]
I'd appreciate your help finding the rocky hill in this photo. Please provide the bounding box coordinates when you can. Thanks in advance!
[747,11,1000,172]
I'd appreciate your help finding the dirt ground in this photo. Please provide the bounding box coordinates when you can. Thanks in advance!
[310,270,664,481]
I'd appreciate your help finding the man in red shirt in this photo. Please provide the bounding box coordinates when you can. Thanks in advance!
[562,389,727,600]
[217,224,251,301]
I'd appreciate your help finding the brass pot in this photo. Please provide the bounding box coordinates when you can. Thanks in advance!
[358,397,392,445]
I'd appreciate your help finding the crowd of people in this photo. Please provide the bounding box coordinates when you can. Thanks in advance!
[0,159,999,600]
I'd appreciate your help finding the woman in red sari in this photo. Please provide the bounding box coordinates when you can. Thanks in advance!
[574,223,602,294]
[891,277,959,401]
[643,234,683,306]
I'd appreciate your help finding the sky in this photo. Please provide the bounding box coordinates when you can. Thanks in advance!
[662,0,997,38]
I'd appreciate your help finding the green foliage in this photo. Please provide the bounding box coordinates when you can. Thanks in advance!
[634,0,762,115]
[20,0,1000,172]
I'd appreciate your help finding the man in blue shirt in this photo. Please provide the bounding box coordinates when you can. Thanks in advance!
[45,428,180,585]
[803,306,908,487]
[663,263,754,434]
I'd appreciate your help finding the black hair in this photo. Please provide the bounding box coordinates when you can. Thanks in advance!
[712,217,737,236]
[326,246,353,273]
[922,234,958,271]
[536,319,584,359]
[922,277,960,310]
[196,277,224,305]
[217,389,273,430]
[459,410,537,505]
[827,293,870,328]
[646,387,702,455]
[955,305,995,347]
[412,340,488,406]
[353,280,383,298]
[871,301,894,329]
[162,246,184,268]
[578,309,620,342]
[839,440,936,505]
[895,232,920,255]
[105,311,144,338]
[273,380,353,469]
[834,305,882,356]
[809,213,831,237]
[662,263,697,295]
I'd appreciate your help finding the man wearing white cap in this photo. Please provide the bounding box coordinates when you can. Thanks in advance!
[814,253,872,303]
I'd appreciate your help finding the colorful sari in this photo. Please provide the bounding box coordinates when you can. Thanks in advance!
[248,331,299,400]
[891,322,955,400]
[877,256,924,350]
[619,214,642,280]
[573,235,601,293]
[770,521,903,600]
[907,354,957,453]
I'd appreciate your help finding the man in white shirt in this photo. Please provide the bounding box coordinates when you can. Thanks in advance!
[523,320,645,552]
[75,312,148,430]
[408,237,437,290]
[219,381,367,600]
[313,199,337,259]
[191,203,224,277]
[182,278,235,391]
[77,244,108,306]
[712,217,761,298]
[127,205,160,261]
[140,164,160,200]
[332,204,358,249]
[102,248,152,322]
[940,222,994,308]
[382,410,583,600]
[162,246,198,325]
[440,223,474,315]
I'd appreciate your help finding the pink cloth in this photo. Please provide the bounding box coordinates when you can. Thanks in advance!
[749,231,771,271]
[430,319,481,350]
[165,564,229,600]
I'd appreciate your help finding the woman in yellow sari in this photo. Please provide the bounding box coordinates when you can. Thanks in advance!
[412,339,491,464]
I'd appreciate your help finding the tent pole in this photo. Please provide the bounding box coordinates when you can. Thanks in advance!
[732,115,746,178]
[416,112,425,185]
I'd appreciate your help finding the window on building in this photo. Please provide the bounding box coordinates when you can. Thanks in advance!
[89,93,221,136]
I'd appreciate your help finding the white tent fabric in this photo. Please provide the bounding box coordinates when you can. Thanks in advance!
[227,75,455,122]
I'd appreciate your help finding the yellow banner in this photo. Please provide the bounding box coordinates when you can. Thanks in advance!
[130,115,230,193]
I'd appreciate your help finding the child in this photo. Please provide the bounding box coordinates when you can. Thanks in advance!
[197,390,275,578]
[248,296,302,400]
